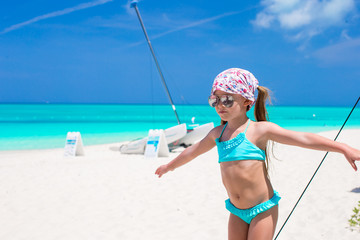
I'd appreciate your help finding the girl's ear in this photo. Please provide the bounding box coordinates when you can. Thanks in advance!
[244,99,251,107]
[244,99,251,111]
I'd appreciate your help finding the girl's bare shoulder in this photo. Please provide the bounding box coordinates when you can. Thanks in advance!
[251,121,280,135]
[207,124,225,140]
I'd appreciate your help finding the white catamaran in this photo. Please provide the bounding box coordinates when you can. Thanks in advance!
[120,1,213,154]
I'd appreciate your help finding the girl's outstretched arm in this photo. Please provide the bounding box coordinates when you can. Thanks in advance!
[155,127,218,178]
[262,122,360,171]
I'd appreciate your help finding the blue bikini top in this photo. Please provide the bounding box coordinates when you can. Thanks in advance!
[215,120,266,163]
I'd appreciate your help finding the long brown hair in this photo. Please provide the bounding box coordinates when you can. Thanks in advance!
[254,86,273,174]
[254,86,271,121]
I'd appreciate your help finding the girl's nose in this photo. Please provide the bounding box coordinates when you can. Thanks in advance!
[216,101,225,108]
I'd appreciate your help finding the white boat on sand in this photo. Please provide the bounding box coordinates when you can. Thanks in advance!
[120,1,214,155]
[120,122,214,154]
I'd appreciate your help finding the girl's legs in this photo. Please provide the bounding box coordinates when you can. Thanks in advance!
[228,213,249,240]
[247,205,278,240]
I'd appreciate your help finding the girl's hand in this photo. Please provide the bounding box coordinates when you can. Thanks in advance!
[155,164,171,178]
[343,145,360,171]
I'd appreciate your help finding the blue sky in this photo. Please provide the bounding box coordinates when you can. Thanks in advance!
[0,0,359,106]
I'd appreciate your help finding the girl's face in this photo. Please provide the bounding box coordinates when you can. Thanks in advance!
[213,90,251,121]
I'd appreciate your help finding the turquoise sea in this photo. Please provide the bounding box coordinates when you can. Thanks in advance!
[0,104,359,151]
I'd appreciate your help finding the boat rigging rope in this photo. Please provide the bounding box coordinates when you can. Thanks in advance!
[274,96,360,240]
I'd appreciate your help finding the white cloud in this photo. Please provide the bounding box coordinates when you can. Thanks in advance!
[128,10,245,47]
[253,12,275,28]
[313,37,360,65]
[264,0,301,13]
[253,0,356,40]
[150,11,241,39]
[341,29,352,40]
[278,2,313,29]
[1,0,114,34]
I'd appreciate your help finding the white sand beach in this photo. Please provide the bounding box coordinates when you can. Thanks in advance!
[0,129,359,240]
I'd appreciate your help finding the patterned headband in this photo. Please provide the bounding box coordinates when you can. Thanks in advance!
[211,68,259,108]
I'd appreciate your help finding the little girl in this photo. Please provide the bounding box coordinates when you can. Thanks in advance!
[155,68,360,240]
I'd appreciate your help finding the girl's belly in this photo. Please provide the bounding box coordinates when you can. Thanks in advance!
[220,160,273,209]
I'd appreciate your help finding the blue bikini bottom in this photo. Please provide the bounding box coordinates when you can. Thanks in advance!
[225,191,281,224]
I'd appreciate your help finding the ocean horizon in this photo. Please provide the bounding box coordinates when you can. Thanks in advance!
[1,103,359,151]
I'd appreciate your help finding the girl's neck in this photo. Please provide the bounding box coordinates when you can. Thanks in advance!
[226,116,249,130]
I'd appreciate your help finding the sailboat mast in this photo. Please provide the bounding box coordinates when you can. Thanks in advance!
[130,1,181,125]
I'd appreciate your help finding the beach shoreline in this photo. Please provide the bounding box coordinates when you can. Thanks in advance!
[2,103,360,151]
[0,129,359,239]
